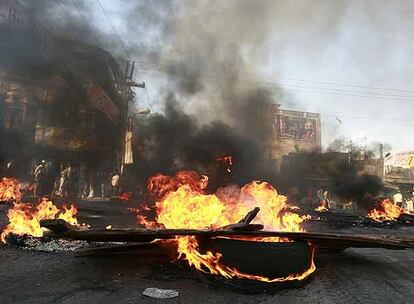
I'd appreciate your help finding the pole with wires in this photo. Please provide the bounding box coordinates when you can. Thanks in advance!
[120,60,145,175]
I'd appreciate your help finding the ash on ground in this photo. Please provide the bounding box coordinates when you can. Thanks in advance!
[3,234,129,253]
[22,237,89,252]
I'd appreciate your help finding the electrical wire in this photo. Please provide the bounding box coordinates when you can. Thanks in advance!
[96,0,130,58]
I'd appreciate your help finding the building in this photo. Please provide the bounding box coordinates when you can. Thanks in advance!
[264,104,322,162]
[0,0,129,179]
[384,152,414,193]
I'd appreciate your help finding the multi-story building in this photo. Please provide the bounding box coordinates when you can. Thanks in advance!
[0,0,129,179]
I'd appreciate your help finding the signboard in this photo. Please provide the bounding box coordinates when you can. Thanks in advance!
[385,153,414,169]
[275,114,317,141]
[87,85,120,123]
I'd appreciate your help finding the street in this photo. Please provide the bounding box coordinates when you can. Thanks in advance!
[1,201,413,304]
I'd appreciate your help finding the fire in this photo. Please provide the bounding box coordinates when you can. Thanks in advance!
[140,171,315,282]
[216,155,233,173]
[179,236,315,282]
[148,171,208,201]
[58,204,78,226]
[315,205,328,212]
[0,177,21,203]
[1,198,78,242]
[367,199,404,222]
[119,192,132,202]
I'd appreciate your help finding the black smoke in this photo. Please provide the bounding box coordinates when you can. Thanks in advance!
[131,93,279,192]
[9,1,386,209]
[330,160,384,210]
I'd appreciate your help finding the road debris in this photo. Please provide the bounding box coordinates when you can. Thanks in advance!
[142,287,179,299]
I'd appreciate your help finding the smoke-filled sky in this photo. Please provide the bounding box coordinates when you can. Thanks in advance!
[22,0,414,152]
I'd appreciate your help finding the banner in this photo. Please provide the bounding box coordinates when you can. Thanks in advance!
[385,153,414,169]
[275,114,317,141]
[123,130,133,164]
[87,85,120,123]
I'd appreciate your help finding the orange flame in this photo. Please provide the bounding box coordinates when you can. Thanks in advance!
[1,198,78,242]
[0,177,21,203]
[119,192,132,202]
[178,236,316,282]
[367,199,404,222]
[315,205,328,212]
[139,171,314,282]
[148,171,208,201]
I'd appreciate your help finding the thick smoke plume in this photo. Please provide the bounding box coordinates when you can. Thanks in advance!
[11,1,386,207]
[127,1,286,190]
[133,94,279,193]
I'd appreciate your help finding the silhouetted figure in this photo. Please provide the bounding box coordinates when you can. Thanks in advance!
[34,160,47,197]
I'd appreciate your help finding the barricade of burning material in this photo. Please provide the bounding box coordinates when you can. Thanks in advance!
[138,171,316,285]
[33,171,414,291]
[0,198,79,243]
[315,204,329,213]
[361,198,414,227]
[0,177,21,203]
[2,171,414,292]
[306,197,414,229]
[0,196,93,252]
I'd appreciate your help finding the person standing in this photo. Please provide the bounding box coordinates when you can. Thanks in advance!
[33,160,47,197]
[393,190,403,207]
[78,164,87,198]
[111,172,120,198]
[56,164,71,197]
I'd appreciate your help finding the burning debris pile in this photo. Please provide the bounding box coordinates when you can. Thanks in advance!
[315,205,329,213]
[137,171,315,283]
[366,199,414,225]
[1,198,78,242]
[0,177,21,203]
[367,199,404,222]
[1,175,414,292]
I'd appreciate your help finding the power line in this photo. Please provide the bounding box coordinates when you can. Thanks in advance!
[271,75,414,95]
[262,81,414,104]
[324,114,414,122]
[70,0,101,46]
[133,60,414,97]
[129,63,414,102]
[274,80,414,100]
[96,0,130,58]
[113,60,414,105]
[54,0,68,21]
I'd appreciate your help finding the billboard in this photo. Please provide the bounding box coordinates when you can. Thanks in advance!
[385,153,414,169]
[275,114,318,141]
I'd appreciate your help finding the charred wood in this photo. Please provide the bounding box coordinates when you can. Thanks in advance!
[40,219,414,250]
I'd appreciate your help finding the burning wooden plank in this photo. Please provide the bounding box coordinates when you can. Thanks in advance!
[40,219,414,250]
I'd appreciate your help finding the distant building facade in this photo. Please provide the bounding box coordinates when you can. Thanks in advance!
[384,152,414,192]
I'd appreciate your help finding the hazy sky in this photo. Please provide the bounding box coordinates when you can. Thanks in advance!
[31,0,414,152]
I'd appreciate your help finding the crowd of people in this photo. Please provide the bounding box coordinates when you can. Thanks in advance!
[392,189,414,213]
[31,160,121,199]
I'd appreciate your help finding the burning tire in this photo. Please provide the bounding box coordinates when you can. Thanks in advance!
[198,238,315,292]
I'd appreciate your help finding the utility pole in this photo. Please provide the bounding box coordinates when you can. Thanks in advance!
[379,143,384,180]
[348,140,353,163]
[120,60,145,174]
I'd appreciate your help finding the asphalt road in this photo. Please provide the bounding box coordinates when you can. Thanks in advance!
[0,200,413,304]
